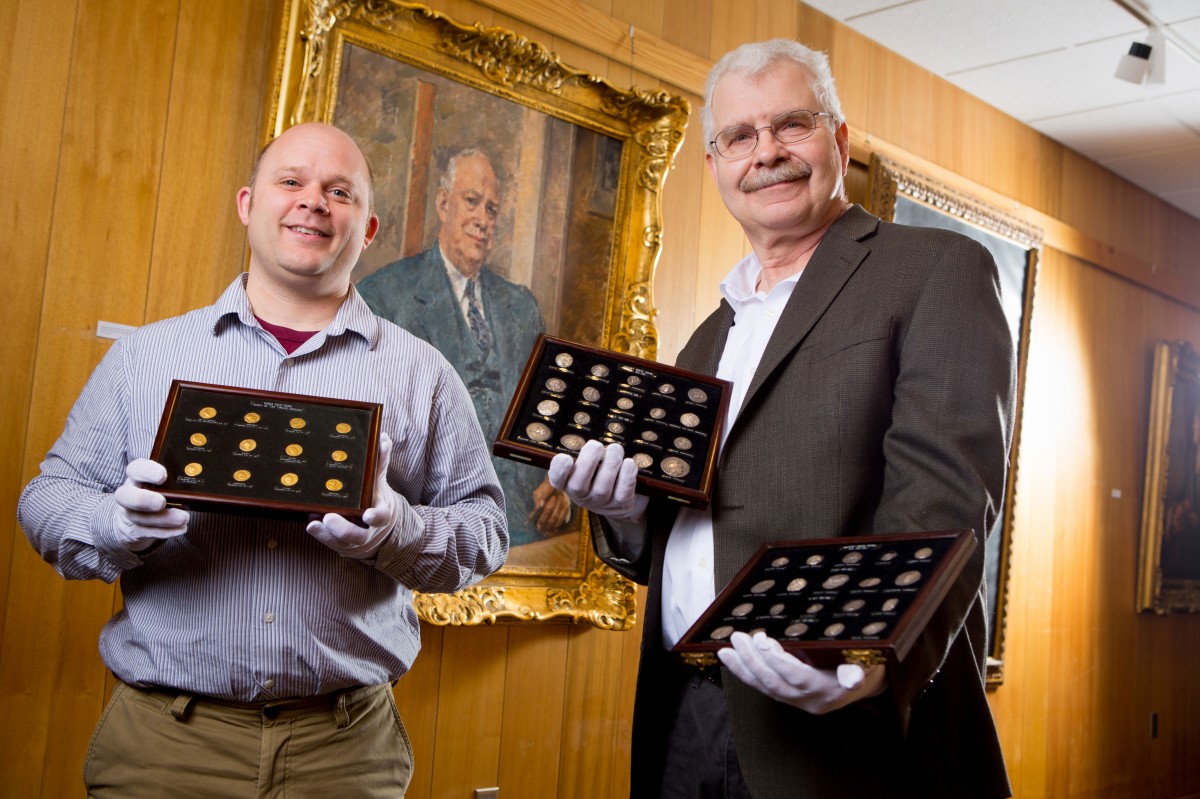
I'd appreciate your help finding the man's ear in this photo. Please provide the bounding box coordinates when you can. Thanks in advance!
[236,187,252,225]
[362,214,380,250]
[434,187,449,222]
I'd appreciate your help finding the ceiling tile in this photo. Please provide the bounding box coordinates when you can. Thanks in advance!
[1102,142,1200,194]
[1031,98,1200,161]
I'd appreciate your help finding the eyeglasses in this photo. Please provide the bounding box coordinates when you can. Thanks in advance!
[709,109,839,159]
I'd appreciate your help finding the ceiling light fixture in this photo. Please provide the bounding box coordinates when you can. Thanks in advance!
[1114,40,1154,83]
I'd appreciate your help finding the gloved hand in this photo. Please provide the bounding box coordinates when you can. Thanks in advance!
[547,440,647,523]
[112,459,190,552]
[717,631,887,714]
[307,431,403,559]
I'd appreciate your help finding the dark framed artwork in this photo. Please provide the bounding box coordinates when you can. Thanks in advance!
[868,154,1041,686]
[1138,340,1200,614]
[266,0,689,628]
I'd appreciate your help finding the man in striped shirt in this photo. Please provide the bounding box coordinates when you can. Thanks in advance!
[18,122,508,797]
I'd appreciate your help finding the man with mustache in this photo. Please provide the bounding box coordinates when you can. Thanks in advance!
[549,39,1015,799]
[359,148,571,548]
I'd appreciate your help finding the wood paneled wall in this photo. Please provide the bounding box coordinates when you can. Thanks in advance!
[2,1,1199,797]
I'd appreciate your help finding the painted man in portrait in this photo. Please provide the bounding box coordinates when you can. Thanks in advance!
[358,148,571,548]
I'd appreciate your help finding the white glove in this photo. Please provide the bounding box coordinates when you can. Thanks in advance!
[547,440,648,523]
[112,459,190,552]
[717,631,887,714]
[307,431,404,559]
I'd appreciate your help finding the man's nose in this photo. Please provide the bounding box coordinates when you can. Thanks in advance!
[299,188,329,214]
[752,128,789,165]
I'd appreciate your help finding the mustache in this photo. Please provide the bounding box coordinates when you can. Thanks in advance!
[740,161,812,192]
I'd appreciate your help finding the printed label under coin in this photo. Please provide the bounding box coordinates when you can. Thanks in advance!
[660,456,690,478]
[244,412,260,424]
[189,433,208,446]
[526,422,552,442]
[199,407,217,419]
[280,473,299,487]
[184,463,203,477]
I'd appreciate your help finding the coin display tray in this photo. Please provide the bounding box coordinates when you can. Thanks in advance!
[672,530,976,668]
[150,381,381,521]
[493,334,732,509]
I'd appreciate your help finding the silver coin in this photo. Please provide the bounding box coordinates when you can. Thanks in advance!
[582,387,601,402]
[687,387,708,403]
[626,375,642,386]
[771,556,790,568]
[545,378,567,392]
[783,622,809,637]
[555,353,574,368]
[661,456,690,478]
[806,603,824,614]
[842,551,863,564]
[537,400,560,416]
[822,574,850,589]
[616,397,634,410]
[710,625,735,641]
[591,364,610,378]
[842,599,866,612]
[607,421,625,434]
[649,407,666,419]
[526,422,552,442]
[561,434,585,451]
[658,383,675,394]
[673,436,692,451]
[914,546,934,559]
[787,577,807,592]
[882,598,900,612]
[641,430,658,442]
[862,621,888,636]
[769,603,786,615]
[730,602,753,617]
[680,412,700,428]
[880,550,898,561]
[632,453,654,469]
[574,411,591,425]
[806,554,825,566]
[824,623,846,637]
[748,627,767,637]
[750,579,775,593]
[859,577,882,588]
[895,570,922,587]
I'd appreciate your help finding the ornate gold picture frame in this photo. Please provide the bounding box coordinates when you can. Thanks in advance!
[267,0,689,628]
[1138,340,1200,614]
[868,154,1041,686]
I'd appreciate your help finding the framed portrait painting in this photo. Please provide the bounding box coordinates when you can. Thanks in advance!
[1138,339,1200,614]
[266,0,689,628]
[868,154,1041,685]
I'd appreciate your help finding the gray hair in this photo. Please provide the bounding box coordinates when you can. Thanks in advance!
[440,148,495,193]
[701,39,844,152]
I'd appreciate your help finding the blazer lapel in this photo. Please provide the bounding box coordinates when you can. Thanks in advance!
[409,250,472,366]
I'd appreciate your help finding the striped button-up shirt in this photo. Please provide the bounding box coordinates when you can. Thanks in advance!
[18,275,507,700]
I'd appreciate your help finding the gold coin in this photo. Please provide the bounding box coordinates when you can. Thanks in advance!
[331,450,348,462]
[239,439,257,452]
[336,422,352,434]
[641,430,658,442]
[184,462,203,477]
[882,598,900,612]
[769,603,786,615]
[189,433,208,446]
[289,417,306,430]
[660,456,690,478]
[280,473,298,486]
[325,479,344,492]
[198,407,217,419]
[244,412,261,424]
[233,469,251,482]
[285,444,303,457]
[771,556,791,568]
[859,576,882,588]
[842,551,864,564]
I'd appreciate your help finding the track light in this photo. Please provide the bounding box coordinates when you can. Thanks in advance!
[1115,41,1153,83]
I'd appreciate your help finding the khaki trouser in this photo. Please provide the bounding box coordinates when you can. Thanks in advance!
[85,681,414,798]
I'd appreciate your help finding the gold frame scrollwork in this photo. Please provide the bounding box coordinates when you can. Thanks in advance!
[266,0,689,629]
[868,154,1041,686]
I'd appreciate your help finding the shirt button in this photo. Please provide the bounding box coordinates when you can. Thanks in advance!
[698,558,708,569]
[263,612,275,624]
[267,539,278,549]
[263,678,275,689]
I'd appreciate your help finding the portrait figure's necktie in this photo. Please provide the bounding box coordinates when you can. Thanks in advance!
[466,278,493,352]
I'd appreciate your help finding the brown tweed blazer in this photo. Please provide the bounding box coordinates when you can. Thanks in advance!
[598,205,1015,799]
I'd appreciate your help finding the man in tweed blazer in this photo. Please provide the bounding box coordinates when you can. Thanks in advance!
[550,40,1014,799]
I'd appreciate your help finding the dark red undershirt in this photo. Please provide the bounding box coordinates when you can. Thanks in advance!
[256,316,318,355]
